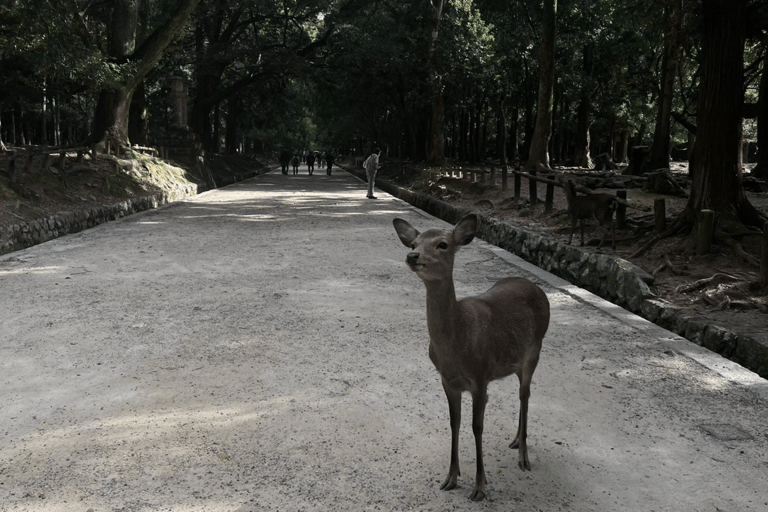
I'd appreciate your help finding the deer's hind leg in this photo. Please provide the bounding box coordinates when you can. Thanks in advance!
[509,354,540,471]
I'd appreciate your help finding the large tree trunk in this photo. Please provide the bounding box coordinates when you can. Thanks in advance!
[754,50,768,180]
[572,95,592,168]
[525,0,557,173]
[682,0,763,227]
[94,87,134,148]
[93,0,201,146]
[225,97,239,155]
[572,43,594,168]
[129,80,149,146]
[645,0,683,173]
[426,0,446,166]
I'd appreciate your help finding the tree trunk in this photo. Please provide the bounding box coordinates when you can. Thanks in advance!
[129,80,149,146]
[94,87,134,148]
[225,97,238,155]
[426,0,446,166]
[93,0,201,146]
[572,95,592,168]
[495,98,507,166]
[754,49,768,179]
[525,0,557,173]
[683,0,764,227]
[572,43,594,168]
[645,0,683,173]
[428,90,445,164]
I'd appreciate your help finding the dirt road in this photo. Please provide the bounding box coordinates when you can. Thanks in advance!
[1,166,767,511]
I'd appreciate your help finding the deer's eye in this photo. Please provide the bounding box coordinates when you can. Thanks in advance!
[437,242,448,250]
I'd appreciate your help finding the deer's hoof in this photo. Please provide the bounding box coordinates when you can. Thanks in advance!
[440,479,458,491]
[518,459,532,471]
[469,489,487,501]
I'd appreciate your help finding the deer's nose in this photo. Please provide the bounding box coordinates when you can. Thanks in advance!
[406,253,420,265]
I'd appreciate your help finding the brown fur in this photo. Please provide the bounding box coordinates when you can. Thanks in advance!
[393,213,550,501]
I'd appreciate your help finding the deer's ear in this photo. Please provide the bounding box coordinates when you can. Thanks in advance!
[393,218,419,247]
[453,214,477,246]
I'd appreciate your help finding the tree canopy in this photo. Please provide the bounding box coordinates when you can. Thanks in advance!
[1,0,767,202]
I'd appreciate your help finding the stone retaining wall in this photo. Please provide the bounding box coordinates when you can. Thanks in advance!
[1,184,202,254]
[350,166,768,379]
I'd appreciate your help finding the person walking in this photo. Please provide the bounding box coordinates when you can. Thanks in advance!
[326,150,335,175]
[307,151,316,175]
[363,147,381,199]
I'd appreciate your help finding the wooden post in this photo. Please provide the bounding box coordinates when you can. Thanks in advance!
[490,167,496,186]
[696,209,715,255]
[616,190,627,229]
[545,183,554,213]
[77,150,84,163]
[529,173,538,206]
[654,198,666,232]
[760,221,768,285]
[501,165,508,191]
[514,172,521,209]
[58,151,66,171]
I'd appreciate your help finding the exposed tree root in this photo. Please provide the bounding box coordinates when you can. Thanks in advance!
[629,219,687,259]
[674,272,738,294]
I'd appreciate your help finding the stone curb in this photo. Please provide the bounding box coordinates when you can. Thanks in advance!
[346,165,768,379]
[0,167,267,255]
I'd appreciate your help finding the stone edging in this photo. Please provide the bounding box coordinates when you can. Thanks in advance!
[0,166,266,255]
[348,165,768,379]
[1,184,202,254]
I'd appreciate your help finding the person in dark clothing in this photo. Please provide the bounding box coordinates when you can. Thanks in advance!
[326,150,335,175]
[279,149,291,175]
[307,152,316,175]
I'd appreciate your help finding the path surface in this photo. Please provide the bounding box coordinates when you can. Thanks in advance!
[1,164,767,512]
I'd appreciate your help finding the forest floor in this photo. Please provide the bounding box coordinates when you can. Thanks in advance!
[1,149,767,346]
[375,160,768,344]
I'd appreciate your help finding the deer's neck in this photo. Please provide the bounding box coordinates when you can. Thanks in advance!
[423,278,459,342]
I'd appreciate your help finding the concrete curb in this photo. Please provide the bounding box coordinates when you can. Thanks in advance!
[346,164,768,381]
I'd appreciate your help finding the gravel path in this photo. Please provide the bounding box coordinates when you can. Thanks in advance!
[1,166,767,511]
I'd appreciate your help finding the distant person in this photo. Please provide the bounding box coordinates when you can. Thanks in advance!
[279,149,291,175]
[326,150,335,175]
[307,152,316,175]
[363,147,381,199]
[319,152,326,169]
[291,154,300,175]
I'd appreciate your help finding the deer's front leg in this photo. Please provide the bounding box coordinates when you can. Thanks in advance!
[440,383,462,492]
[468,387,489,501]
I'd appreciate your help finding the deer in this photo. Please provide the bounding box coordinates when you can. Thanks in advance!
[392,213,550,501]
[563,179,618,250]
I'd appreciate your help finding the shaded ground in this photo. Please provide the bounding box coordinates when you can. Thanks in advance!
[375,160,768,343]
